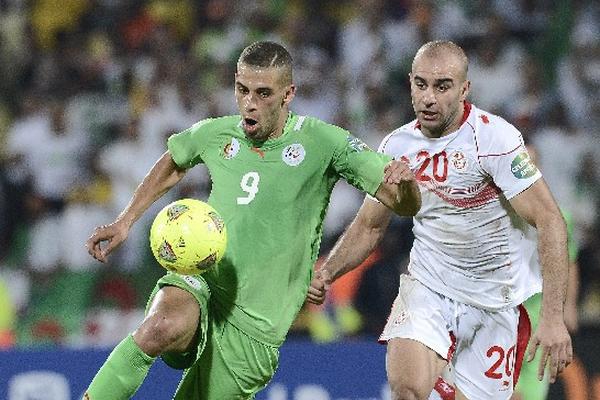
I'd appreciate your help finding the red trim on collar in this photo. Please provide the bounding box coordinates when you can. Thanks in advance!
[461,101,472,124]
[414,101,472,131]
[250,147,265,158]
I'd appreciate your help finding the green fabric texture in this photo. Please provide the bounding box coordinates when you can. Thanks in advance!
[85,334,155,400]
[173,317,278,400]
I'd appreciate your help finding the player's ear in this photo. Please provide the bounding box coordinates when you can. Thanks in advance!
[282,84,296,106]
[460,80,470,101]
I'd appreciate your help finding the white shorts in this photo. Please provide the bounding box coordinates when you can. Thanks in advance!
[380,274,531,400]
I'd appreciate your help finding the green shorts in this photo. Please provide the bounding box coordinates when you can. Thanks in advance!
[147,273,279,399]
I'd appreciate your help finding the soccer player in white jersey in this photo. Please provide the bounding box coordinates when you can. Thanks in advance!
[307,40,572,399]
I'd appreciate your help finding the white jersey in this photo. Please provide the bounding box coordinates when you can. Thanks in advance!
[379,103,542,311]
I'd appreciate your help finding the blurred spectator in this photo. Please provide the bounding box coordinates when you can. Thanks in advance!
[556,2,600,131]
[468,13,525,114]
[28,98,90,207]
[530,105,599,243]
[98,119,170,270]
[504,55,559,138]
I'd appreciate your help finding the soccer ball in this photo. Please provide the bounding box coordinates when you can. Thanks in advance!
[149,199,227,275]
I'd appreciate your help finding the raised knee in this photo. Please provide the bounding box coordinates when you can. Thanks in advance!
[134,314,189,356]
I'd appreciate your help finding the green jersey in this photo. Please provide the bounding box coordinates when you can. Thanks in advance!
[167,112,391,346]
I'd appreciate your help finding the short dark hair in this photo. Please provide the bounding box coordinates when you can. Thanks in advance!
[238,41,293,83]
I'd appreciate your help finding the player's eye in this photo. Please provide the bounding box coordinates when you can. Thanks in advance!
[415,82,426,89]
[438,85,448,92]
[258,91,270,98]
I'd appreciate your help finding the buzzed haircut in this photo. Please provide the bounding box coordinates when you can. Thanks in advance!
[413,40,469,79]
[238,41,293,83]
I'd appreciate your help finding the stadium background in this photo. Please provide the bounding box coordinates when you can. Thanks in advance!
[0,0,599,399]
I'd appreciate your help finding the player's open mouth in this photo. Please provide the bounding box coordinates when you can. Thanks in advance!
[420,111,438,120]
[242,118,259,134]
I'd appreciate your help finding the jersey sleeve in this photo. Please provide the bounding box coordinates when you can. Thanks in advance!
[477,119,542,200]
[364,130,398,202]
[331,129,391,196]
[167,119,213,169]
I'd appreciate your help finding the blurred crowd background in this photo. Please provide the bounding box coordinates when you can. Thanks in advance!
[0,0,599,368]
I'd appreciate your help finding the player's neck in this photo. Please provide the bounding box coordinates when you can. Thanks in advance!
[267,110,291,140]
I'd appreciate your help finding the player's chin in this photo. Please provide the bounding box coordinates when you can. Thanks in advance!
[419,118,442,131]
[243,128,266,141]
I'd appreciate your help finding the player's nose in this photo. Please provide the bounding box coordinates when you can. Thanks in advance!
[243,93,258,111]
[421,88,437,105]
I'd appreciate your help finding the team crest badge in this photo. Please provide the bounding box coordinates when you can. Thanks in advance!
[282,143,305,166]
[223,138,240,159]
[450,151,467,171]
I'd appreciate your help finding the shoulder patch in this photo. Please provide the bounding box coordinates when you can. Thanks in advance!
[511,152,538,179]
[347,135,371,152]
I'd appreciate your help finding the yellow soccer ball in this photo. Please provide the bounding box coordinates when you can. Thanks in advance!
[149,199,227,275]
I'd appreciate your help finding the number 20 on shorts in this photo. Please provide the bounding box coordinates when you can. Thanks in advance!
[485,345,516,382]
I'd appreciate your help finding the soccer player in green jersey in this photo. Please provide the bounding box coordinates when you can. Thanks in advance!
[84,41,421,400]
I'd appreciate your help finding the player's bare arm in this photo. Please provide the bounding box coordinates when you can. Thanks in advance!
[307,198,393,305]
[509,178,573,383]
[86,151,187,263]
[377,160,421,216]
[564,259,580,333]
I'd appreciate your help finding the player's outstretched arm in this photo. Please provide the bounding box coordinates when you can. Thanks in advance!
[509,178,572,383]
[376,160,421,216]
[307,198,392,305]
[86,151,187,263]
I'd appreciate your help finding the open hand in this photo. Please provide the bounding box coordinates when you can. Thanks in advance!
[527,317,572,383]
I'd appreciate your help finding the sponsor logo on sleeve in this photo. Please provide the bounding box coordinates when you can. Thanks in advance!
[346,135,370,152]
[282,143,305,166]
[511,152,538,179]
[182,275,203,290]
